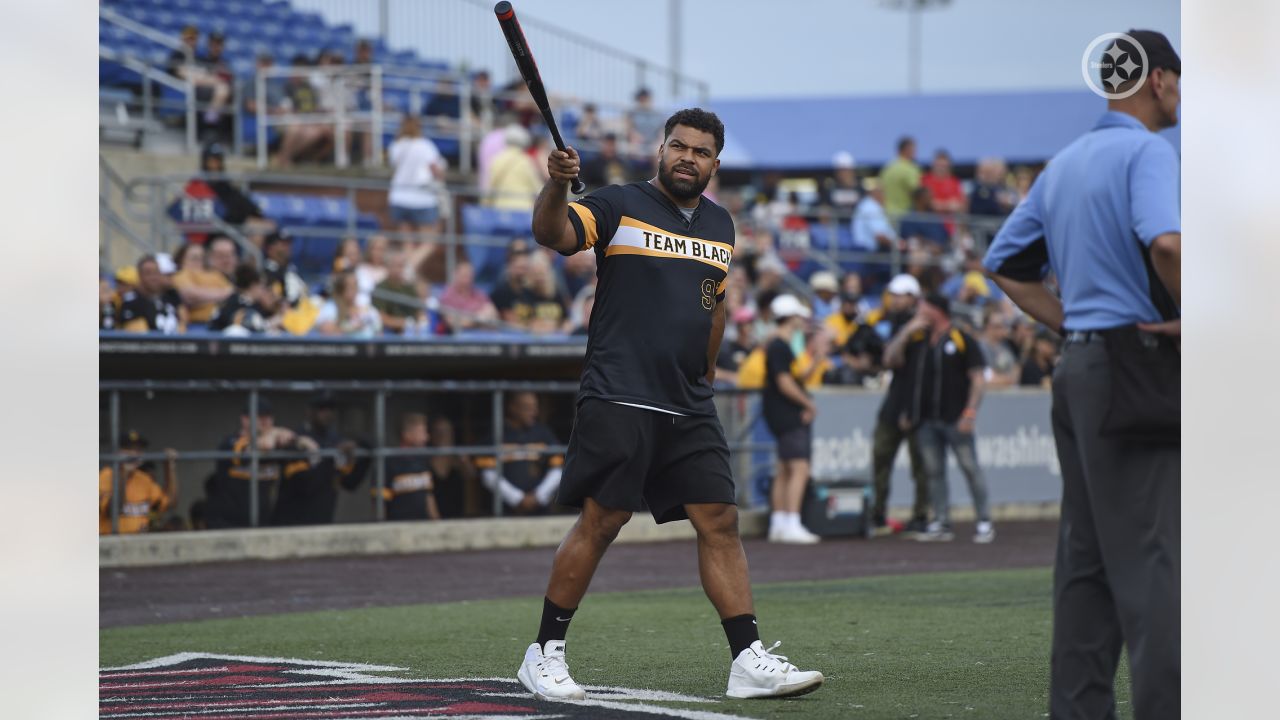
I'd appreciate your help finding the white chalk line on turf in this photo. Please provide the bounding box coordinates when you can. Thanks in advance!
[100,653,762,720]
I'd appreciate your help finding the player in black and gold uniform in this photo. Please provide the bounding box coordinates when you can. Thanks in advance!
[475,392,564,516]
[515,109,823,701]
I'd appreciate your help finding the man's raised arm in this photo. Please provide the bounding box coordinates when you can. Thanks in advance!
[531,148,583,255]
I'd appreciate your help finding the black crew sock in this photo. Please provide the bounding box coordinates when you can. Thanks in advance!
[721,614,760,660]
[536,596,576,648]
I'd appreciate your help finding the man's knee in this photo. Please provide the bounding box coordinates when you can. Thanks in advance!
[580,500,631,547]
[689,503,739,539]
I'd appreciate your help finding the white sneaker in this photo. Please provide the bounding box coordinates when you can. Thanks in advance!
[974,521,996,544]
[517,640,586,701]
[914,521,955,542]
[726,640,825,698]
[771,524,820,544]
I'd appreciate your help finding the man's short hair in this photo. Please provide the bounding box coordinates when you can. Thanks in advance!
[233,262,261,290]
[401,412,428,434]
[663,108,725,155]
[897,136,916,153]
[136,254,158,272]
[1101,30,1181,94]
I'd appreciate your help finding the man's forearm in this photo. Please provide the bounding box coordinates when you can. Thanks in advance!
[883,326,914,368]
[706,302,726,382]
[1151,233,1181,307]
[531,179,571,251]
[965,370,985,412]
[988,275,1065,331]
[777,373,814,410]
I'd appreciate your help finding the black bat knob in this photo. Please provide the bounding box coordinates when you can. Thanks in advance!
[570,178,586,195]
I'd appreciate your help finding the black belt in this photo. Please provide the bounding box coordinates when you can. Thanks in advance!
[1064,331,1106,344]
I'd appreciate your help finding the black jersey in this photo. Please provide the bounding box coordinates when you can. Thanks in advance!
[382,454,435,521]
[118,290,182,334]
[565,181,735,416]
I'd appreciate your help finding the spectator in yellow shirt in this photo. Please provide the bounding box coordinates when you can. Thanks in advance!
[171,242,233,324]
[99,430,178,535]
[878,136,922,217]
[485,124,542,210]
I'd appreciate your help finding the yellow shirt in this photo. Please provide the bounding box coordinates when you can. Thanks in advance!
[171,268,232,324]
[99,467,170,535]
[485,148,542,210]
[737,347,829,390]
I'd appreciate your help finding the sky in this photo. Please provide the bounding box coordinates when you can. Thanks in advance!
[294,0,1179,104]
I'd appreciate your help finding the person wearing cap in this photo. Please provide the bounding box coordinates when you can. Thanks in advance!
[867,273,930,533]
[1019,329,1060,389]
[117,255,186,335]
[982,30,1181,717]
[271,392,370,526]
[831,291,887,387]
[490,239,539,329]
[818,151,861,217]
[204,398,320,529]
[761,295,821,544]
[99,431,178,535]
[807,271,840,323]
[261,231,307,310]
[884,292,992,544]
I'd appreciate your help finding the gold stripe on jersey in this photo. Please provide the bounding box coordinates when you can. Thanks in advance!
[605,216,733,272]
[568,202,599,250]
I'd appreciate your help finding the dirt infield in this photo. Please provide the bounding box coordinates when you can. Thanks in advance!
[100,520,1057,628]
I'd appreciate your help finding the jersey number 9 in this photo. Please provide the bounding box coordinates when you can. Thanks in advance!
[701,279,715,311]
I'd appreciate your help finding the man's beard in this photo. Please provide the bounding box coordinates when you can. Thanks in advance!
[657,159,710,201]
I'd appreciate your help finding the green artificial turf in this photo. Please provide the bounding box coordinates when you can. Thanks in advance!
[100,567,1132,719]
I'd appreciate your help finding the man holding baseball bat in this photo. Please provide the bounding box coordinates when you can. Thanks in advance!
[519,108,824,701]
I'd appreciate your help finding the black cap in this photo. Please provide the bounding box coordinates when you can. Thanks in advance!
[309,390,337,408]
[201,142,226,164]
[841,291,862,304]
[1122,29,1180,75]
[119,429,149,449]
[263,229,292,248]
[208,30,226,42]
[243,397,274,416]
[924,292,951,317]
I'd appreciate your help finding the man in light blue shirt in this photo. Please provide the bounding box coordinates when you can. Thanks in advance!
[983,29,1181,720]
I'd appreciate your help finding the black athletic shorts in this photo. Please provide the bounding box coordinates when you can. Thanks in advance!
[557,399,737,524]
[772,424,812,461]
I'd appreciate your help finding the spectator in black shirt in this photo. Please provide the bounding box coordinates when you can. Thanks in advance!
[868,273,929,533]
[200,144,277,244]
[205,399,319,529]
[262,231,307,309]
[884,293,993,543]
[381,412,440,521]
[490,238,537,329]
[118,255,185,334]
[968,157,1016,217]
[835,295,886,386]
[272,391,371,526]
[761,295,820,544]
[580,133,636,190]
[475,392,564,515]
[428,416,477,518]
[1019,329,1060,388]
[210,263,278,335]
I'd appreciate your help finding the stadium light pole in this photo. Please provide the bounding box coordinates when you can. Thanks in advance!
[881,0,952,94]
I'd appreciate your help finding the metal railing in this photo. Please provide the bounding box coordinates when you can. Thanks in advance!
[98,380,772,534]
[288,0,711,107]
